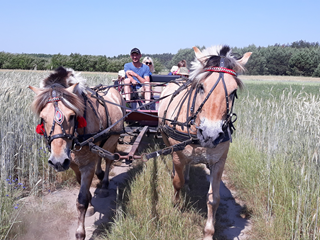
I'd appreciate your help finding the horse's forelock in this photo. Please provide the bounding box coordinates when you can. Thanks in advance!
[204,46,236,70]
[31,87,85,116]
[190,45,245,84]
[40,67,87,94]
[31,88,51,115]
[40,67,69,88]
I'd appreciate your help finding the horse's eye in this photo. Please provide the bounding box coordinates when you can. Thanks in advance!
[198,83,205,94]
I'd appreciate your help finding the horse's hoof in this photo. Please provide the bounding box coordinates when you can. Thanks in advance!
[203,235,213,240]
[203,229,215,240]
[86,206,95,217]
[76,232,85,240]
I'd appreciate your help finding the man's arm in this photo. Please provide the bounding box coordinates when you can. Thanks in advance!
[126,70,140,85]
[126,70,148,84]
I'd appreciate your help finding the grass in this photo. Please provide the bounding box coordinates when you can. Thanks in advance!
[104,156,206,240]
[0,178,23,240]
[226,81,320,239]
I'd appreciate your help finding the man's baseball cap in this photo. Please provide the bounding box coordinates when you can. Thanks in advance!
[130,48,141,55]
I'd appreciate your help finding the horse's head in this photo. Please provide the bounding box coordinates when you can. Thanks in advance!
[29,67,86,171]
[189,46,251,148]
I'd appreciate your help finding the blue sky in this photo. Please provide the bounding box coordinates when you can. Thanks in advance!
[1,0,319,57]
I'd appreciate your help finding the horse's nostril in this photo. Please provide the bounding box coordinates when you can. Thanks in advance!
[62,159,71,169]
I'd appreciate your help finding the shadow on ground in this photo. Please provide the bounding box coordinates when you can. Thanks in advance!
[184,165,250,240]
[88,162,144,240]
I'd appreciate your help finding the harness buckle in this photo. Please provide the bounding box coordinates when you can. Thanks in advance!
[72,143,82,152]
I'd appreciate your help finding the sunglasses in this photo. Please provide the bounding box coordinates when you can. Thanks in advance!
[145,62,152,65]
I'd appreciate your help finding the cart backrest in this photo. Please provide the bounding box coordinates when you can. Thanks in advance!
[149,75,181,82]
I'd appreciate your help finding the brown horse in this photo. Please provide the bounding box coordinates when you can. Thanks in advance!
[158,45,251,239]
[29,67,125,240]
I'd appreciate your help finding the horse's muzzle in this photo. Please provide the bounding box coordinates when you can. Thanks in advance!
[197,119,224,148]
[48,158,71,172]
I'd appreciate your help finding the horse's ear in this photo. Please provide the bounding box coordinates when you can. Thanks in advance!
[193,47,207,65]
[28,85,42,95]
[66,83,79,94]
[237,52,252,66]
[193,46,203,58]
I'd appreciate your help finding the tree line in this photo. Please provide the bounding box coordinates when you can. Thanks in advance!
[0,40,319,77]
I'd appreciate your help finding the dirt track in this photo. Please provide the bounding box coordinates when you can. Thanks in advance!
[21,160,251,240]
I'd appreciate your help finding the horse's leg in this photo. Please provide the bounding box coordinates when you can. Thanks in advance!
[184,163,191,191]
[203,145,228,239]
[172,152,185,203]
[70,161,81,184]
[95,157,104,181]
[98,158,113,197]
[99,135,118,197]
[75,162,95,240]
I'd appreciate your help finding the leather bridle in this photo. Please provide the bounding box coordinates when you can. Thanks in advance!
[41,89,78,152]
[160,57,238,147]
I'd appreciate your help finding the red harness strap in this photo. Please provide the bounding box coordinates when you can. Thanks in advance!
[204,66,237,76]
[47,97,61,102]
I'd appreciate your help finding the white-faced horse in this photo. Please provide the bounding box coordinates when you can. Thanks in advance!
[158,45,251,239]
[29,67,125,239]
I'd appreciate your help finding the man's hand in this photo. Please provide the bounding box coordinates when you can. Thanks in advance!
[126,71,138,85]
[127,70,141,85]
[126,70,137,78]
